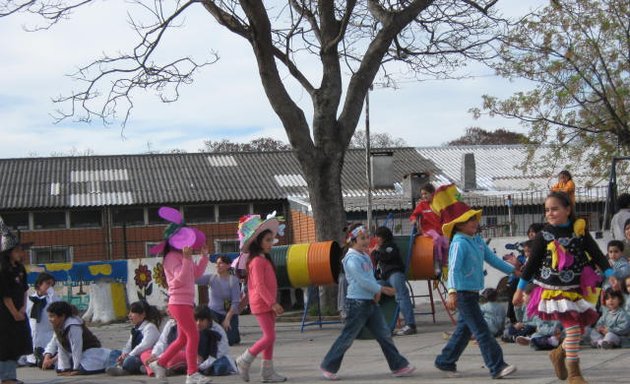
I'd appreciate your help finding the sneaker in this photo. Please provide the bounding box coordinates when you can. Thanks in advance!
[493,364,517,379]
[434,363,461,378]
[601,341,613,349]
[395,325,417,336]
[320,368,339,381]
[515,336,531,346]
[106,366,129,376]
[149,361,168,379]
[186,372,212,384]
[392,365,416,377]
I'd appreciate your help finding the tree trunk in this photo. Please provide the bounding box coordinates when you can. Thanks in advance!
[298,148,347,312]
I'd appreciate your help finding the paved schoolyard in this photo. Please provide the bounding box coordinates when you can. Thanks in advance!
[17,305,630,384]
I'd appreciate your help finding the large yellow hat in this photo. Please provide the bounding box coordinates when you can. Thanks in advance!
[430,184,482,239]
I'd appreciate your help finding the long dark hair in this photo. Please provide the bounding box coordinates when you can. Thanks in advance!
[246,229,274,268]
[546,191,576,222]
[129,300,162,328]
[47,301,79,318]
[34,272,56,290]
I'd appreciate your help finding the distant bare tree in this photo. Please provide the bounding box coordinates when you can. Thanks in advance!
[202,137,291,152]
[349,130,407,149]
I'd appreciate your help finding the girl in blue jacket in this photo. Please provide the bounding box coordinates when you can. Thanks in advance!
[319,223,415,381]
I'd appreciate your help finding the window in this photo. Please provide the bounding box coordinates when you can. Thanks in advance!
[215,239,240,253]
[253,202,284,218]
[33,211,66,229]
[184,205,215,223]
[147,207,164,225]
[113,208,145,226]
[0,211,29,230]
[31,246,72,264]
[70,210,102,228]
[218,204,249,222]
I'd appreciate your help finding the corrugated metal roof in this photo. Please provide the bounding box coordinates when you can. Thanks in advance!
[0,148,434,210]
[415,145,607,195]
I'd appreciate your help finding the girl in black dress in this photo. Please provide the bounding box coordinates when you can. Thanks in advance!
[0,217,33,384]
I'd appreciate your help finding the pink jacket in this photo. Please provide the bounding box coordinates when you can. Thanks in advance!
[163,251,209,306]
[247,256,277,314]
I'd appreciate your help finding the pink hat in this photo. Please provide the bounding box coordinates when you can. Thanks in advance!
[149,206,205,254]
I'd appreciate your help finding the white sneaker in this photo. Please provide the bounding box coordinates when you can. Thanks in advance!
[149,361,168,379]
[493,364,517,379]
[186,372,212,384]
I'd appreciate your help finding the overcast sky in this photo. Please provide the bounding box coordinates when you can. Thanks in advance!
[0,1,547,158]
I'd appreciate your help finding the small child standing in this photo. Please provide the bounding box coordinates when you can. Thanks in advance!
[590,289,630,349]
[24,272,60,367]
[235,213,286,383]
[432,184,517,379]
[107,301,161,376]
[479,288,506,338]
[320,223,415,380]
[148,206,210,384]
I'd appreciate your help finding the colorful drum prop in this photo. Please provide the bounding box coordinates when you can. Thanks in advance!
[394,235,437,280]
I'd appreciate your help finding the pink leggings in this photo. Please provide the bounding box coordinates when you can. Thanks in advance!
[158,304,199,375]
[249,311,276,360]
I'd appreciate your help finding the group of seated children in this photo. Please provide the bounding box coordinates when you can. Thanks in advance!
[21,272,237,379]
[106,302,237,378]
[481,237,630,350]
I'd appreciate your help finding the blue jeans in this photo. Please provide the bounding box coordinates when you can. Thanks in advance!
[321,299,409,374]
[380,272,415,326]
[435,291,507,378]
[0,359,17,381]
[210,309,240,345]
[201,356,233,376]
[122,354,143,374]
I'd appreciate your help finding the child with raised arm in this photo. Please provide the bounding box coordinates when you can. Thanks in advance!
[432,184,518,379]
[513,191,613,383]
[320,223,415,381]
[147,206,210,384]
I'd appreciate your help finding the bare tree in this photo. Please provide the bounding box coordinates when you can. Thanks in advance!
[349,130,407,149]
[202,137,291,152]
[2,2,506,306]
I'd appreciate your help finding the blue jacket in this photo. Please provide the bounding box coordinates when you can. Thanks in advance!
[447,232,514,293]
[343,248,382,300]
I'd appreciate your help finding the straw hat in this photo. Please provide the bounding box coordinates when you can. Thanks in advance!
[430,184,482,239]
[238,213,280,252]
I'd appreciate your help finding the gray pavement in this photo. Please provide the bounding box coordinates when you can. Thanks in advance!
[16,305,630,383]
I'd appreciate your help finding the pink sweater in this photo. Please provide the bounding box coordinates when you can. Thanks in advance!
[163,251,209,306]
[247,256,278,314]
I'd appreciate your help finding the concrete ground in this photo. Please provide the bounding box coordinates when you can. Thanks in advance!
[16,304,630,384]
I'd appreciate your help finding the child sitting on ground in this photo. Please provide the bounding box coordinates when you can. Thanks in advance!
[143,317,180,377]
[590,289,630,349]
[502,284,537,343]
[480,288,506,338]
[605,240,630,292]
[194,306,237,376]
[107,301,162,376]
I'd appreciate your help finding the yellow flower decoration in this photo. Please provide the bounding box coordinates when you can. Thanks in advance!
[573,218,586,237]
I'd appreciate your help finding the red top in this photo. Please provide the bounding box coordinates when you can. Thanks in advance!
[409,200,442,235]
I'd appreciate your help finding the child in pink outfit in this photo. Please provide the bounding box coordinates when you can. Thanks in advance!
[235,214,286,383]
[147,206,211,384]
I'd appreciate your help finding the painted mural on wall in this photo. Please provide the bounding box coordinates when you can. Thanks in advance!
[27,260,128,312]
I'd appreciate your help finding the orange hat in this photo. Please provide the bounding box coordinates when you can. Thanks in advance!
[430,184,482,239]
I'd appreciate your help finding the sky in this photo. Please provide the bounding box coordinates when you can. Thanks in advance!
[0,1,548,158]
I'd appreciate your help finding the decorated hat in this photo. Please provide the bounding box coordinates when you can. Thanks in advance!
[238,212,283,252]
[430,184,482,239]
[149,207,204,255]
[0,216,33,253]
